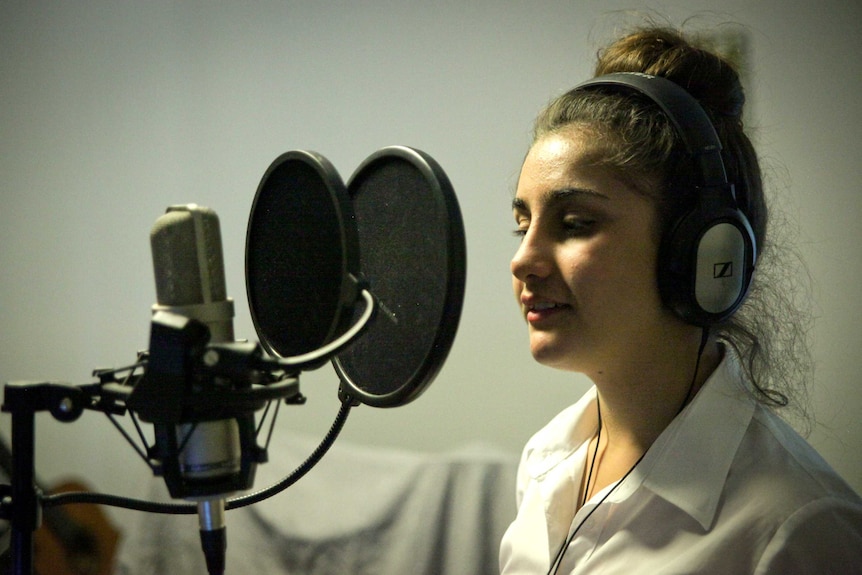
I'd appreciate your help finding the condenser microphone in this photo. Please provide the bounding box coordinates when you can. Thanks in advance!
[149,204,238,575]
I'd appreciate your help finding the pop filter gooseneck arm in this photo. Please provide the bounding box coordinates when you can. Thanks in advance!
[273,288,376,370]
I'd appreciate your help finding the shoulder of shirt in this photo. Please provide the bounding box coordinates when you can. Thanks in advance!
[746,404,862,506]
[754,495,862,572]
[640,349,860,529]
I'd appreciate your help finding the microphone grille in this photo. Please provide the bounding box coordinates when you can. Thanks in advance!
[151,205,227,306]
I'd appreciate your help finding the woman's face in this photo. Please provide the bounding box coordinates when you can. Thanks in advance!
[511,126,676,377]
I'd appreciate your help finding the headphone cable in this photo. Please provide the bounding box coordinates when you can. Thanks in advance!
[547,327,710,574]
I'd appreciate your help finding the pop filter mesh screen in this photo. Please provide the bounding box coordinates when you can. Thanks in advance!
[336,150,464,406]
[246,154,354,358]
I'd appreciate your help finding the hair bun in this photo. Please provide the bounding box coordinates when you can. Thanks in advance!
[712,76,745,118]
[595,27,746,120]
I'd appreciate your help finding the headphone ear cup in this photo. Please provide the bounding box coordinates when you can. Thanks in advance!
[659,205,756,326]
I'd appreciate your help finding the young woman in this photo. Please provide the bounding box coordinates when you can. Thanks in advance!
[500,26,862,574]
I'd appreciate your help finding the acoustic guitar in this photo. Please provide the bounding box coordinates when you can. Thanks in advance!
[0,437,120,575]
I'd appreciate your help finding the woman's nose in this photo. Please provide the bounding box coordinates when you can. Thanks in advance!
[511,227,552,282]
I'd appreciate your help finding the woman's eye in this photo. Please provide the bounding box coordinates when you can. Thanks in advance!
[562,216,596,234]
[512,217,529,239]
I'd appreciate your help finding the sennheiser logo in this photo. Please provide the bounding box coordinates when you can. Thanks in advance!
[714,262,734,279]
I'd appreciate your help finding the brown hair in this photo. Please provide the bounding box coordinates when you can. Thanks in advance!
[531,26,812,420]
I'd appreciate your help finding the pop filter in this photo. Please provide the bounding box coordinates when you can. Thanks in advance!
[333,146,466,407]
[245,150,361,362]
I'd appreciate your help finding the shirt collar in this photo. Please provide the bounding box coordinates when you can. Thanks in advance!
[522,350,757,531]
[522,387,598,480]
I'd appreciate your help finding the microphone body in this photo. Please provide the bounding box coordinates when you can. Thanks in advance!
[149,204,239,575]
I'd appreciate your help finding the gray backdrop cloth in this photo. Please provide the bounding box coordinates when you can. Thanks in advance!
[112,433,518,575]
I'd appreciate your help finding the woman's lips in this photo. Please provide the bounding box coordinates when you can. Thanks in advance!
[524,301,569,324]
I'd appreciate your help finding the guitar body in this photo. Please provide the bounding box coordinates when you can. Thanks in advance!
[33,481,120,575]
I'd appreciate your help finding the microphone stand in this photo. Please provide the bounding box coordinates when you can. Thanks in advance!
[0,381,96,575]
[0,289,375,575]
[0,334,302,575]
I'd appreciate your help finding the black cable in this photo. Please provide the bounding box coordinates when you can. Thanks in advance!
[547,448,647,575]
[547,327,710,574]
[226,398,351,510]
[42,398,353,514]
[580,399,603,509]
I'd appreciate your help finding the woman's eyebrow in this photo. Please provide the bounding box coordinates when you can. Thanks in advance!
[512,187,610,211]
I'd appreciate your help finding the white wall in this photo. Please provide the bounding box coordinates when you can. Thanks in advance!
[1,0,859,515]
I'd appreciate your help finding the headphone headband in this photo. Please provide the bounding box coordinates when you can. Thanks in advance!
[574,72,728,188]
[572,72,756,326]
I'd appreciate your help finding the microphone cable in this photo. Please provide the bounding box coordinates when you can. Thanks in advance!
[41,287,375,514]
[40,396,353,514]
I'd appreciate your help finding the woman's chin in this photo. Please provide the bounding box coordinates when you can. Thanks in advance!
[530,341,573,370]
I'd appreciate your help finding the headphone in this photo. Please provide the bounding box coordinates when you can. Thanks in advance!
[573,72,757,326]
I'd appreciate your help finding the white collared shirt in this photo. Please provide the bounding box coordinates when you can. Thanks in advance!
[499,351,862,574]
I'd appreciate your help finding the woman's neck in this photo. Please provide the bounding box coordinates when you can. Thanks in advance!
[578,332,722,506]
[589,331,721,459]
